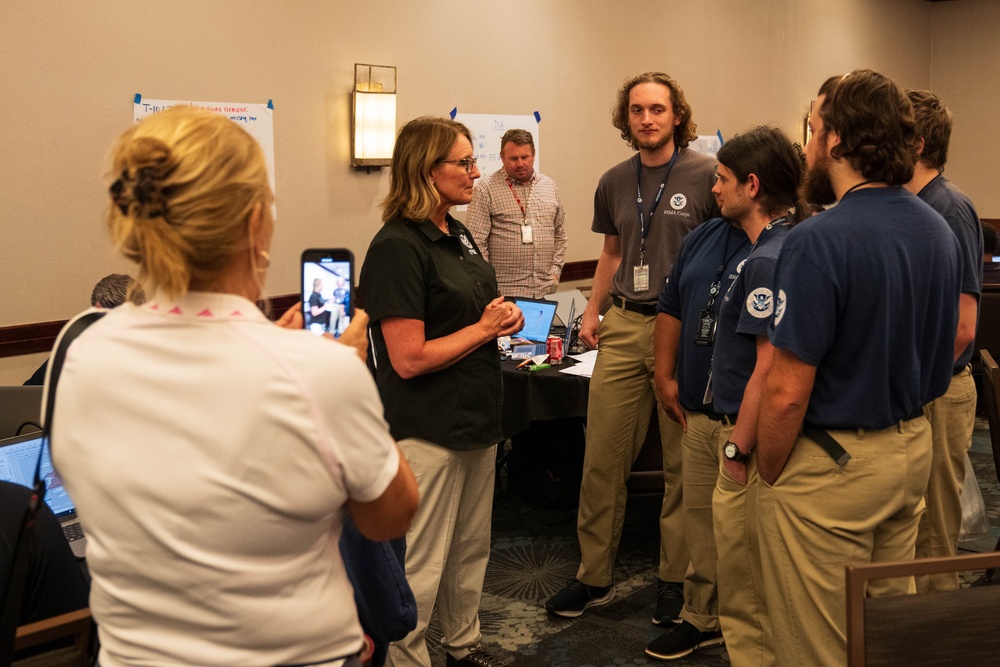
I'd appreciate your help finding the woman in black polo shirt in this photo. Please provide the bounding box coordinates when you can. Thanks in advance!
[359,116,523,667]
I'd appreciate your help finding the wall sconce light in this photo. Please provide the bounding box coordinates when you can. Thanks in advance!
[351,63,397,170]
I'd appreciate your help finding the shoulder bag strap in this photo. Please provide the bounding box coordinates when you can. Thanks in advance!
[0,310,105,661]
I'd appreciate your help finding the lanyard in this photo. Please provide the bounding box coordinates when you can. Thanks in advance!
[706,226,750,310]
[505,176,531,221]
[635,147,679,262]
[748,217,788,258]
[842,180,877,198]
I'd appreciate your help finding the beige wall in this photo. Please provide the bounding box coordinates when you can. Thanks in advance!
[929,0,1000,216]
[1,0,978,342]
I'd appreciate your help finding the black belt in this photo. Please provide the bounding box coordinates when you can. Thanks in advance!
[802,427,852,469]
[699,410,738,426]
[803,406,924,469]
[611,295,657,316]
[953,363,970,376]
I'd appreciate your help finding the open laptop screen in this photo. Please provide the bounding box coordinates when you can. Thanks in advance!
[512,298,558,343]
[0,433,76,517]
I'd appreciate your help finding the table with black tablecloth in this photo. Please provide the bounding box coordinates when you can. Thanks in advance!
[500,358,589,439]
[498,357,664,505]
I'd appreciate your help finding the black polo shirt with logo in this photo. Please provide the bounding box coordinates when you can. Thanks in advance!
[360,214,502,450]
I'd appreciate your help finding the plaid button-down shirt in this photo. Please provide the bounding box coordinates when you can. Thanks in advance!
[466,168,567,298]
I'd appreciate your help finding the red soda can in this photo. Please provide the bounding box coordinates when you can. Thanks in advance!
[546,335,564,365]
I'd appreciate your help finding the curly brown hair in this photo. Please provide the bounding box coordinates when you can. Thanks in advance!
[818,69,918,186]
[611,72,697,150]
[906,88,952,171]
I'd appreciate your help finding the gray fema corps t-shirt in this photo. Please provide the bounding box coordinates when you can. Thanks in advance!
[592,147,719,303]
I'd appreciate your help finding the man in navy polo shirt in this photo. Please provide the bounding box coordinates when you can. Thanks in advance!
[703,127,803,667]
[904,88,983,593]
[755,70,961,667]
[645,207,749,660]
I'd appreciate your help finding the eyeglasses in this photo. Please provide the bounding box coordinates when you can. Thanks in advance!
[437,157,478,173]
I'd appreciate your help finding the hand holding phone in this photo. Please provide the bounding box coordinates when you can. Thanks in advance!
[301,249,355,338]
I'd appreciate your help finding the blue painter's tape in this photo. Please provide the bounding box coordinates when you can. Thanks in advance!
[267,99,274,109]
[717,129,724,145]
[534,111,541,123]
[449,107,458,119]
[134,93,141,104]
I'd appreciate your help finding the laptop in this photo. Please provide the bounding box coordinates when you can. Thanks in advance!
[0,432,86,559]
[545,289,588,329]
[0,385,44,439]
[563,298,576,354]
[510,297,559,358]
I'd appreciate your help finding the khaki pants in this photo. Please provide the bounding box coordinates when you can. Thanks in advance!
[757,418,932,667]
[678,411,722,632]
[916,367,977,591]
[576,305,686,586]
[713,425,772,667]
[387,440,496,667]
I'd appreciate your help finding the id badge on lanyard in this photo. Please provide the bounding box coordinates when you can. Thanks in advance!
[522,221,534,244]
[633,264,649,292]
[694,280,721,346]
[635,149,677,295]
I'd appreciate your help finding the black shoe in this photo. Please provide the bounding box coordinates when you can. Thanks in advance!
[651,579,684,626]
[544,578,615,618]
[446,648,504,667]
[645,621,725,661]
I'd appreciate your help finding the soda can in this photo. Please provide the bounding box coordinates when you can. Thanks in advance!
[546,335,564,365]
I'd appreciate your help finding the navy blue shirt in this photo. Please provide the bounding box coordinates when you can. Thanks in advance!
[770,187,961,429]
[917,174,983,369]
[657,217,750,412]
[712,220,789,415]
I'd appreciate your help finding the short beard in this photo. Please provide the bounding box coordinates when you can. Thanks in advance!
[634,128,674,153]
[803,152,837,207]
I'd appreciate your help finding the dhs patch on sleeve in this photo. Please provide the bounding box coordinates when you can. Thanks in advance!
[746,288,774,319]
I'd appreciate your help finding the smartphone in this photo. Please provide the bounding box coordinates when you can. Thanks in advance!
[301,248,354,338]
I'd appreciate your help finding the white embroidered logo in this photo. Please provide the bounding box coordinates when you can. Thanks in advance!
[774,289,787,325]
[746,288,773,319]
[459,233,478,255]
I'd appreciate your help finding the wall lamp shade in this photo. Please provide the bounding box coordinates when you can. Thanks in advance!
[352,63,396,169]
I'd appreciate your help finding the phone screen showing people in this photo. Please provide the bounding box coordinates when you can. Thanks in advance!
[301,249,354,338]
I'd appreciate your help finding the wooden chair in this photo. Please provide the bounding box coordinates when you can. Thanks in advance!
[13,608,95,667]
[976,349,1000,584]
[845,552,1000,667]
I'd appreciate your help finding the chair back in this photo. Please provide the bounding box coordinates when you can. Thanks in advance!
[846,552,1000,667]
[13,608,94,667]
[0,386,43,439]
[981,349,1000,484]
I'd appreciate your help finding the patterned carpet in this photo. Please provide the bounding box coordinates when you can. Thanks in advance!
[422,420,1000,666]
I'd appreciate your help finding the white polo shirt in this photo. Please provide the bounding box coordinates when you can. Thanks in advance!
[51,291,399,667]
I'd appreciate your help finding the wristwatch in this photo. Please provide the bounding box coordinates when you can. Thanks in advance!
[723,440,751,463]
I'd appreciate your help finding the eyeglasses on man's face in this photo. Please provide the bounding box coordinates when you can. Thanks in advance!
[437,157,478,173]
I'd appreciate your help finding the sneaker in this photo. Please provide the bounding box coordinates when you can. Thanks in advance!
[544,578,615,618]
[651,579,684,626]
[645,621,725,661]
[446,648,504,667]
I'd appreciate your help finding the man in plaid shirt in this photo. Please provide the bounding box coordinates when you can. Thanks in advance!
[467,129,567,299]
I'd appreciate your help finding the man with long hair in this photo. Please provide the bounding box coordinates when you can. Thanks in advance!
[755,70,962,666]
[545,72,718,627]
